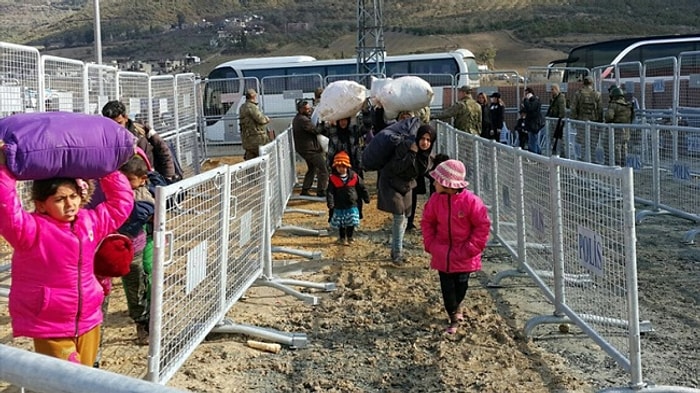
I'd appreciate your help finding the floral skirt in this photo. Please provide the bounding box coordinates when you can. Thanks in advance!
[330,207,360,228]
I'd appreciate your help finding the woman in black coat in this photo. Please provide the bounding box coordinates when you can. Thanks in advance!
[376,125,436,263]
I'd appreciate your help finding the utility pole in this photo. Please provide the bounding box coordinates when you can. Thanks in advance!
[356,0,385,85]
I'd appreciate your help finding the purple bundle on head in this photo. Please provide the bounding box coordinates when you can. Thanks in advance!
[0,112,136,180]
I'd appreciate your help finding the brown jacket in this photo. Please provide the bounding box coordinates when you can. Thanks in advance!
[129,120,177,181]
[292,113,322,155]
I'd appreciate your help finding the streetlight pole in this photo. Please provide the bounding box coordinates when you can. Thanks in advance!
[93,0,102,64]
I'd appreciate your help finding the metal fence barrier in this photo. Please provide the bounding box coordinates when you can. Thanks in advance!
[435,121,698,393]
[550,117,700,242]
[0,344,186,393]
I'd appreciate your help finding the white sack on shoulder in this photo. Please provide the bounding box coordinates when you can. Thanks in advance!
[375,76,434,117]
[315,80,367,122]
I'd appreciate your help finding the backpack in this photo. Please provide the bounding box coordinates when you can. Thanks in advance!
[361,117,421,171]
[578,90,597,118]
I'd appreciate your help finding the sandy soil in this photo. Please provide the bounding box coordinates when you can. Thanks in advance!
[1,158,698,393]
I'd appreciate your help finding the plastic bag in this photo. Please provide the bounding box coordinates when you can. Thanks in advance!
[373,76,434,120]
[317,134,329,153]
[314,80,367,122]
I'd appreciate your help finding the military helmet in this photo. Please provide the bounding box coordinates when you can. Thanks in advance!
[610,87,624,98]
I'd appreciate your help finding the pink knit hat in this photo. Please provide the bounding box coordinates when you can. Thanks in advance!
[430,159,469,189]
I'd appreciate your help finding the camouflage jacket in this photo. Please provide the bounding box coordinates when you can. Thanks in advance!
[239,100,270,150]
[436,97,481,135]
[605,98,633,124]
[571,86,602,122]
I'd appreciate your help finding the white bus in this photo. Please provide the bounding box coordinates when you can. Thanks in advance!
[201,49,480,142]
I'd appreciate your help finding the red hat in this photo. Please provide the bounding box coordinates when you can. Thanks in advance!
[94,234,134,277]
[332,151,351,168]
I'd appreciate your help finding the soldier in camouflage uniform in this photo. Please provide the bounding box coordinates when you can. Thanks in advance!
[435,85,481,135]
[605,87,634,166]
[571,76,603,159]
[239,89,271,160]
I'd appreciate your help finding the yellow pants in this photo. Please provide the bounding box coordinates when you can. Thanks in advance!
[33,324,101,366]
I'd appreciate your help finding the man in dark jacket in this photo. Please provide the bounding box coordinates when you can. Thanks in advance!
[521,87,544,154]
[102,100,178,182]
[293,100,329,197]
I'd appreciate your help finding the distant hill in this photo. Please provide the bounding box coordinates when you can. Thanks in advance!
[1,0,698,73]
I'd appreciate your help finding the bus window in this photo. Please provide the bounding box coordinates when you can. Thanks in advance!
[385,61,409,76]
[326,64,356,76]
[410,59,458,75]
[287,66,324,76]
[638,42,699,61]
[203,67,241,118]
[244,68,286,94]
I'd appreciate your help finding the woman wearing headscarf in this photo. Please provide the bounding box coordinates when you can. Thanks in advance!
[376,124,436,264]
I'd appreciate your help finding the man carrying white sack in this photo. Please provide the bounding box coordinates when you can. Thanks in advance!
[293,100,329,197]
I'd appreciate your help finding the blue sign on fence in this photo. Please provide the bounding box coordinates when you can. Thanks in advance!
[672,162,690,181]
[578,225,604,276]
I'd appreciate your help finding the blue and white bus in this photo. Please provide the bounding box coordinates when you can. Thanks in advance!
[201,49,480,142]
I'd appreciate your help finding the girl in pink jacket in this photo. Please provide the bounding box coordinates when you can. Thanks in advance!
[421,159,491,334]
[0,145,133,366]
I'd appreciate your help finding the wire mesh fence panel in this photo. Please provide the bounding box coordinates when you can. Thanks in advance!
[86,64,118,115]
[493,143,521,258]
[589,122,612,166]
[642,57,678,119]
[150,75,176,135]
[117,71,150,124]
[224,158,268,304]
[558,163,636,367]
[162,126,200,179]
[678,51,700,124]
[626,124,656,205]
[175,73,197,130]
[593,61,643,108]
[41,55,86,113]
[656,125,700,216]
[520,152,556,291]
[278,128,297,206]
[0,44,40,277]
[454,130,477,191]
[149,166,231,384]
[260,138,284,230]
[473,137,496,208]
[0,42,40,116]
[199,77,259,143]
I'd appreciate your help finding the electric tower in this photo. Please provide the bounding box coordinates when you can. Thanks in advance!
[356,0,386,83]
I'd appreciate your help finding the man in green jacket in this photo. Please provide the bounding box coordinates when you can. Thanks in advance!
[606,87,634,166]
[239,89,271,160]
[547,83,567,155]
[435,85,481,135]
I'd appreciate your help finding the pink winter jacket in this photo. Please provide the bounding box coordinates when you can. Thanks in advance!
[0,167,133,339]
[421,189,491,273]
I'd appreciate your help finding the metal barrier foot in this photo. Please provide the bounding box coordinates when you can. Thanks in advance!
[524,315,572,338]
[285,207,326,216]
[277,225,329,237]
[682,228,700,245]
[254,278,321,305]
[272,246,323,260]
[635,208,671,224]
[212,319,309,348]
